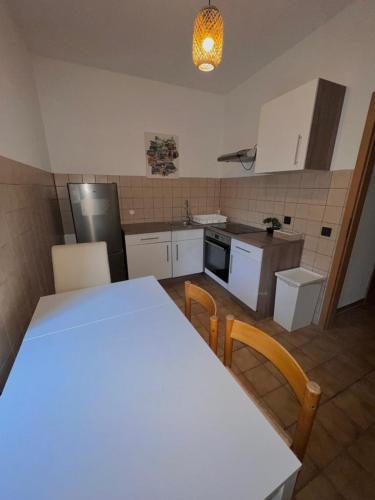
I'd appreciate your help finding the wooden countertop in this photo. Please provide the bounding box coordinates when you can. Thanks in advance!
[226,231,303,249]
[122,222,303,249]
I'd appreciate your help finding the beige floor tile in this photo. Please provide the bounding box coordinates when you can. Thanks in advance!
[332,389,375,431]
[325,451,375,500]
[243,364,281,396]
[294,454,319,492]
[263,385,300,427]
[295,473,343,500]
[290,348,321,372]
[348,426,375,478]
[231,346,261,373]
[306,420,343,469]
[316,400,362,447]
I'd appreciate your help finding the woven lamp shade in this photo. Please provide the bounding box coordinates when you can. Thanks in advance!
[192,5,224,72]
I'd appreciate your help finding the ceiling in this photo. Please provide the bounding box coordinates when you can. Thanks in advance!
[7,0,354,94]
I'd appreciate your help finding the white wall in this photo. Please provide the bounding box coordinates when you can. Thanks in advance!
[221,0,375,177]
[339,168,375,307]
[0,1,50,169]
[33,57,224,178]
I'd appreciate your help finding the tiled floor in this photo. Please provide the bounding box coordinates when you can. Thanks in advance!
[160,273,375,500]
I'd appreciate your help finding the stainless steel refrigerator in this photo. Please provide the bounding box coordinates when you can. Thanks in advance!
[68,183,128,282]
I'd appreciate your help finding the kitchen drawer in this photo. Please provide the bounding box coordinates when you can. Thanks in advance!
[125,231,171,246]
[172,229,204,241]
[231,239,263,261]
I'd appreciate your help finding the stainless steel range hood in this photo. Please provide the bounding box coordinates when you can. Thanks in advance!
[217,147,257,163]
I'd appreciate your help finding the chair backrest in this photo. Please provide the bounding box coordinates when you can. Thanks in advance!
[52,242,111,294]
[224,315,321,461]
[184,281,218,353]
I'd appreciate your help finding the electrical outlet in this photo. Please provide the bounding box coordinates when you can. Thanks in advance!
[321,226,332,237]
[284,216,292,225]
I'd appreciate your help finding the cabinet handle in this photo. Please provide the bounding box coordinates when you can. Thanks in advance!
[166,245,169,262]
[230,255,233,274]
[294,134,302,165]
[176,244,179,261]
[235,245,251,254]
[141,236,159,241]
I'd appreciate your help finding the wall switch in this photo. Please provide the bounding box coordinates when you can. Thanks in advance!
[284,216,292,225]
[321,226,332,237]
[129,209,135,215]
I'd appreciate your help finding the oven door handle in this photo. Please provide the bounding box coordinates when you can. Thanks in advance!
[206,239,228,251]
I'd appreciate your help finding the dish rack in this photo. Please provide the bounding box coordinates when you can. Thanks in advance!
[192,214,228,225]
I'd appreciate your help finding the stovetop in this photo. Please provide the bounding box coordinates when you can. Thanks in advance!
[210,223,266,235]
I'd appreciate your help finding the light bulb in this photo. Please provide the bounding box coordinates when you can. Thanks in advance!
[198,63,215,72]
[202,37,214,52]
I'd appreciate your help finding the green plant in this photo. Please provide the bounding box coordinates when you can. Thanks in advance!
[263,217,281,230]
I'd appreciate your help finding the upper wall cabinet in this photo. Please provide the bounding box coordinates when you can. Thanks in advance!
[255,78,346,174]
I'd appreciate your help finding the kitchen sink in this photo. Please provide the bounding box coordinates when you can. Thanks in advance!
[170,221,196,228]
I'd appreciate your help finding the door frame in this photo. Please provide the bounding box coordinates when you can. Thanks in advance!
[319,93,375,329]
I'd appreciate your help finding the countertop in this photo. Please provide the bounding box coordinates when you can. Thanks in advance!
[123,221,203,234]
[122,222,303,249]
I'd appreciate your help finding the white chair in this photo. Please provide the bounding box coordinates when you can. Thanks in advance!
[52,242,111,294]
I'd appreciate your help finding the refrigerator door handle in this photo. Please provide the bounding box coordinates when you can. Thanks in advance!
[166,244,169,262]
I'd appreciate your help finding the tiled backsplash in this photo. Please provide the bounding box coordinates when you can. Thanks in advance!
[220,170,351,278]
[54,174,221,233]
[0,156,63,391]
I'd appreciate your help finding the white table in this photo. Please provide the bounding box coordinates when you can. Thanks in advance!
[0,276,300,499]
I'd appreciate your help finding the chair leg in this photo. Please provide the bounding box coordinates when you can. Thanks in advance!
[291,381,321,461]
[224,315,234,367]
[184,281,192,321]
[209,315,218,354]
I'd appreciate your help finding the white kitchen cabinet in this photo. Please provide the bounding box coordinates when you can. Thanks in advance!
[126,241,172,280]
[126,228,203,280]
[228,239,263,311]
[255,78,346,173]
[172,238,204,278]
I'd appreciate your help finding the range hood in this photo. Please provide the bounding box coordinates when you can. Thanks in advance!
[217,147,257,163]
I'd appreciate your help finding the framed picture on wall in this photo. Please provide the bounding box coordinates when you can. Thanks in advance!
[145,132,179,178]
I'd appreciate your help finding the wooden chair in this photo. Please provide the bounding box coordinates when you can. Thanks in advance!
[184,281,218,353]
[224,315,321,461]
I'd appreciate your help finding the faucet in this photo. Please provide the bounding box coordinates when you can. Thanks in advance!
[183,199,191,224]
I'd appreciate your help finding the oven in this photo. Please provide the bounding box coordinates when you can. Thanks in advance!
[204,229,231,285]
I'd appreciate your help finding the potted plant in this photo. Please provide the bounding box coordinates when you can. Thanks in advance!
[263,217,281,234]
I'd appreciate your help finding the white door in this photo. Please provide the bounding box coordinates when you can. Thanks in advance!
[127,242,172,280]
[255,79,318,173]
[228,245,262,311]
[172,239,204,278]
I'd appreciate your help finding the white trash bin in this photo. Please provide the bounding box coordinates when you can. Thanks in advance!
[274,267,325,332]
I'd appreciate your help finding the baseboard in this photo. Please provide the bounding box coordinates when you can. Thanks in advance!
[337,298,366,314]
